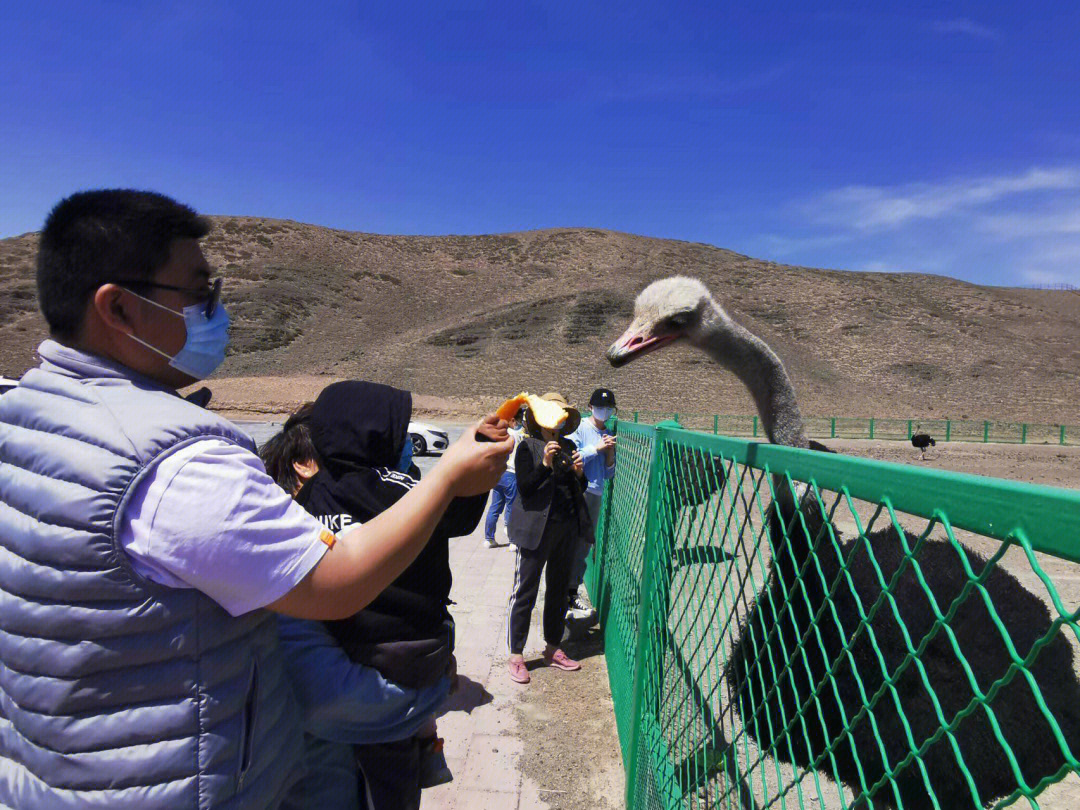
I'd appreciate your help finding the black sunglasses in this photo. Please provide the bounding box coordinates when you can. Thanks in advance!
[114,278,222,319]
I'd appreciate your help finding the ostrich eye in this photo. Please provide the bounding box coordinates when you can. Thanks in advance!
[667,312,691,328]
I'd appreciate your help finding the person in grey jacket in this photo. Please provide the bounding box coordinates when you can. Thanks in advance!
[0,189,511,809]
[504,393,590,684]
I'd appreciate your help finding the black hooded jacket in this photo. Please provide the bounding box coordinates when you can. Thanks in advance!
[295,381,486,688]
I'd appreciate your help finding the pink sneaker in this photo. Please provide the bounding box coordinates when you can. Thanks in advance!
[543,648,581,671]
[507,658,531,684]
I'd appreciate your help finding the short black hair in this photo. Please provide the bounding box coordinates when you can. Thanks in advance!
[36,189,211,339]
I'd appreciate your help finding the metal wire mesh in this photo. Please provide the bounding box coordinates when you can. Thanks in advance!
[585,422,1080,810]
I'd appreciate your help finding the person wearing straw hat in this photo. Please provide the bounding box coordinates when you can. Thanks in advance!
[504,392,590,683]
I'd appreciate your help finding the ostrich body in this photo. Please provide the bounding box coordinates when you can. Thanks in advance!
[607,277,1080,809]
[911,431,937,460]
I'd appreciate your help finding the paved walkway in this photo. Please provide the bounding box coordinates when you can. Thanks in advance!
[423,516,621,810]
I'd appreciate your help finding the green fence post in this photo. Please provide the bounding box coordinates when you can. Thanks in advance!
[869,418,875,439]
[983,421,990,443]
[626,426,674,806]
[752,416,759,437]
[946,420,952,442]
[1063,425,1068,446]
[673,413,680,426]
[907,420,913,440]
[633,411,639,423]
[713,414,719,434]
[1022,423,1028,444]
[831,417,837,439]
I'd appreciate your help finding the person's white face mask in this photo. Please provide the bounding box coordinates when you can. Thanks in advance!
[593,407,614,423]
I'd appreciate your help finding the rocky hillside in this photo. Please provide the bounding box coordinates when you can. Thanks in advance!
[2,218,1078,422]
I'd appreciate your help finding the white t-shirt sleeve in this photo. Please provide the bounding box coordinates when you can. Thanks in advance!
[118,438,333,616]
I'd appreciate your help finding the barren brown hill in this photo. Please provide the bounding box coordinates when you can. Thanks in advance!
[2,217,1078,423]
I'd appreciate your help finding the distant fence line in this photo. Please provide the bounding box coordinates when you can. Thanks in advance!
[624,411,1078,446]
[1025,282,1079,291]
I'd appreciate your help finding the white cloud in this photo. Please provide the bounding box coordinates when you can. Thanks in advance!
[762,165,1080,286]
[1021,268,1080,287]
[979,207,1080,238]
[1019,239,1080,285]
[931,18,999,41]
[802,167,1080,231]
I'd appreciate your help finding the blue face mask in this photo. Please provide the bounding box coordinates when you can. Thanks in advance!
[397,438,414,473]
[126,291,231,380]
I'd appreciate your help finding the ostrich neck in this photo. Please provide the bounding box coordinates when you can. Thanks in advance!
[698,306,809,449]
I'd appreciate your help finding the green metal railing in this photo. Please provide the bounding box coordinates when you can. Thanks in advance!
[626,412,1078,446]
[585,421,1080,809]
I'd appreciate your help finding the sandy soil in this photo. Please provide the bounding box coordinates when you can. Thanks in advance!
[824,437,1080,491]
[515,627,626,810]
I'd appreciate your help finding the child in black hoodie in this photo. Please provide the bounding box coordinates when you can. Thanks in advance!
[261,380,486,810]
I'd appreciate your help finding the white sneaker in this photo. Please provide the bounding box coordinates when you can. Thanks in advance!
[484,537,499,548]
[566,592,598,625]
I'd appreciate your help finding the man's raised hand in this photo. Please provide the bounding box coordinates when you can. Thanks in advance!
[436,417,513,496]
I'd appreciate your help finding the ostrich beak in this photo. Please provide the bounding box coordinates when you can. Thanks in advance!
[607,324,680,367]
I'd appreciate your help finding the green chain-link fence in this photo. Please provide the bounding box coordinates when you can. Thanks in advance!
[626,412,1077,446]
[585,420,1080,809]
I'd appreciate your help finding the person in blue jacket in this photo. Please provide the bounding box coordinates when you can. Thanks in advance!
[483,406,525,547]
[566,388,618,624]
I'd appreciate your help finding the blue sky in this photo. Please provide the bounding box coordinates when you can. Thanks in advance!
[2,1,1078,286]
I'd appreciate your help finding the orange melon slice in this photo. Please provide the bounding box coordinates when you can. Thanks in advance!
[495,392,568,430]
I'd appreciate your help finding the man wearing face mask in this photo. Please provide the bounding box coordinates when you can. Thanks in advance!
[0,190,511,809]
[566,388,617,625]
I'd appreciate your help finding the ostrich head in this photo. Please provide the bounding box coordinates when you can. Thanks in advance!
[606,276,718,367]
[606,274,809,448]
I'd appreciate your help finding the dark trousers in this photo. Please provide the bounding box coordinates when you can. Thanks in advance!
[506,516,578,654]
[355,737,421,810]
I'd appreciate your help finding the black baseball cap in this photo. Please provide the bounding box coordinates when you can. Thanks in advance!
[589,388,616,408]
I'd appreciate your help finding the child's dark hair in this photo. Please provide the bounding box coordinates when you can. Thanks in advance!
[259,402,318,493]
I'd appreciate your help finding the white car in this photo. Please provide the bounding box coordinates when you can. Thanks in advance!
[0,376,19,396]
[407,421,449,456]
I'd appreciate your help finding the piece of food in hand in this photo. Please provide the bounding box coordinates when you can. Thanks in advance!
[495,393,530,422]
[495,392,568,430]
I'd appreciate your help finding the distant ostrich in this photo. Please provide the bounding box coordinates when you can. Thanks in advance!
[911,429,936,460]
[607,276,1080,810]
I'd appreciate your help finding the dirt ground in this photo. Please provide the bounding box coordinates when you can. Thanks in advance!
[823,437,1080,491]
[515,627,626,810]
